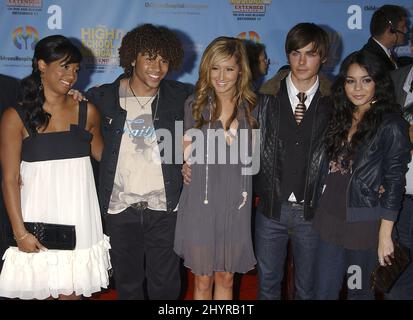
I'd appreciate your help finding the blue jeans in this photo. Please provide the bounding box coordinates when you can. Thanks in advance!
[314,237,377,300]
[255,203,319,299]
[386,196,413,300]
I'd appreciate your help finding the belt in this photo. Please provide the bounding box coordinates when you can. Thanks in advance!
[130,201,149,210]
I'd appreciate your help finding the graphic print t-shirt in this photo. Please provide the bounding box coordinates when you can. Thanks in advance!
[108,94,167,214]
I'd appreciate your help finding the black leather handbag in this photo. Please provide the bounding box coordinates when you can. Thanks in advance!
[8,222,76,250]
[370,243,411,293]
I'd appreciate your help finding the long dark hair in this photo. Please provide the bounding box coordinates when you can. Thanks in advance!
[325,50,400,162]
[20,35,82,132]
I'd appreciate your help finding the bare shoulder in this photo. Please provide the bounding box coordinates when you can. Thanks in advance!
[1,107,23,126]
[0,107,25,138]
[86,101,101,123]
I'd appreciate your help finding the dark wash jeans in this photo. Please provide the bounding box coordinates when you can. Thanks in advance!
[386,196,413,300]
[255,203,319,299]
[314,237,377,300]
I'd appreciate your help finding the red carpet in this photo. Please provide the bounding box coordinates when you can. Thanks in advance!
[90,269,258,300]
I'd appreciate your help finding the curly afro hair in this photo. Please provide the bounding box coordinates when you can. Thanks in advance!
[119,24,184,76]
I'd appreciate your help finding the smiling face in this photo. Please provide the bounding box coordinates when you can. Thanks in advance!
[38,57,79,95]
[344,63,376,110]
[210,55,240,99]
[132,52,169,96]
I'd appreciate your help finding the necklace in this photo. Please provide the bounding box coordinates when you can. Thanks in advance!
[123,79,161,123]
[203,99,248,209]
[129,78,158,109]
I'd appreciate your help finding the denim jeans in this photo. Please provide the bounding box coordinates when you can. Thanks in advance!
[314,237,377,300]
[386,196,413,300]
[255,203,319,299]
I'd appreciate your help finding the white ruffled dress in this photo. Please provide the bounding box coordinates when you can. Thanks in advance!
[0,103,111,299]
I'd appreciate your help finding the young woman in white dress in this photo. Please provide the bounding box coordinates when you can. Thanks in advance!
[0,35,111,300]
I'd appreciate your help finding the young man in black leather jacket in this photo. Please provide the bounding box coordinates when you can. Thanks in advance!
[255,23,333,300]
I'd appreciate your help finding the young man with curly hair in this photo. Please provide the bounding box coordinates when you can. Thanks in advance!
[87,24,193,300]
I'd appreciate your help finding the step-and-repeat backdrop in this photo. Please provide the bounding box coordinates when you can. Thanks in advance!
[0,0,412,90]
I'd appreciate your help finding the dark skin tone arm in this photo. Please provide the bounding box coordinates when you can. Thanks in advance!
[0,101,103,253]
[85,102,103,162]
[0,108,45,252]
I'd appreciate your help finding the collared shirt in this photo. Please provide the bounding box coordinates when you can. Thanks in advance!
[372,37,398,69]
[403,66,413,108]
[286,71,320,202]
[286,72,319,114]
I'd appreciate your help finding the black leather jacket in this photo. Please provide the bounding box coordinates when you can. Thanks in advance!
[87,75,193,215]
[311,113,412,222]
[254,92,332,221]
[255,71,333,221]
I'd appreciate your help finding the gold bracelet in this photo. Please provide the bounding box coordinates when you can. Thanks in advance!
[14,232,30,242]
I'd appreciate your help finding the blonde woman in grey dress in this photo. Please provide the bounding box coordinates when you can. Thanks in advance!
[174,37,264,300]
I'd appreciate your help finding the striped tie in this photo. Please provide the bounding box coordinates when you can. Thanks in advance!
[295,92,307,125]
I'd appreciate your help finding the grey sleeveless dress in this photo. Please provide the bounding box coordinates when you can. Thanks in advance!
[174,96,257,276]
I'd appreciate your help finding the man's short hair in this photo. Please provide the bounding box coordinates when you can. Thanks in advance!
[285,23,330,62]
[370,5,408,37]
